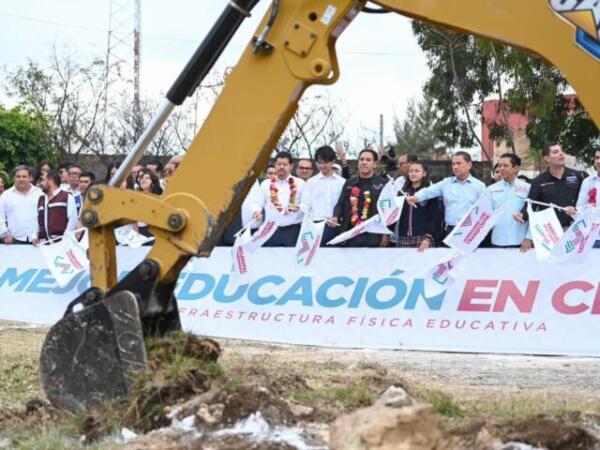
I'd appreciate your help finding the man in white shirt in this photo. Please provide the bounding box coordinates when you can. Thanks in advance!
[301,146,345,245]
[58,162,71,190]
[576,148,600,248]
[0,165,42,244]
[65,164,83,213]
[252,151,305,246]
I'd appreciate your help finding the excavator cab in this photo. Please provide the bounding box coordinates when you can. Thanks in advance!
[39,0,600,410]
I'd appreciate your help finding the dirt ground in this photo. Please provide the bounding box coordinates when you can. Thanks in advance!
[2,321,600,412]
[2,320,600,449]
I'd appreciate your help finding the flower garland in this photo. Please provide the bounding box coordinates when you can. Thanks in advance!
[589,187,597,206]
[350,186,371,226]
[269,175,298,212]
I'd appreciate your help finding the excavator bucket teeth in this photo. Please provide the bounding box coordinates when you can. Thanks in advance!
[39,291,147,411]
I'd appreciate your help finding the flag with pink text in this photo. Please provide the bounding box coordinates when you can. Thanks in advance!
[443,194,505,254]
[527,203,564,262]
[39,235,89,287]
[550,207,600,264]
[295,216,326,269]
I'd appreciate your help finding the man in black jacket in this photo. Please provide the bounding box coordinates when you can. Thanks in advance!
[331,149,388,247]
[519,143,584,248]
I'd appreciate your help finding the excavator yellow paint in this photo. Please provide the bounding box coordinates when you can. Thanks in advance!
[562,10,598,40]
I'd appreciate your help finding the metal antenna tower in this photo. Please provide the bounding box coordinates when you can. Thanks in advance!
[104,0,142,147]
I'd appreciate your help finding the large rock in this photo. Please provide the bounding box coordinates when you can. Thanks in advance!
[330,404,454,450]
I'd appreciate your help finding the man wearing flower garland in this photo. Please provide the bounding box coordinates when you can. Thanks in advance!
[576,148,600,248]
[251,151,305,246]
[330,149,389,247]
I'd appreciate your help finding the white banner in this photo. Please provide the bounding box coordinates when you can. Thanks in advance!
[2,246,600,356]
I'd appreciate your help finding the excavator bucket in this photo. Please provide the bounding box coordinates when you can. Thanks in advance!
[40,257,182,410]
[39,291,147,411]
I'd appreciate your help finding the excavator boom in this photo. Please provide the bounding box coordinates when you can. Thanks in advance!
[40,0,600,409]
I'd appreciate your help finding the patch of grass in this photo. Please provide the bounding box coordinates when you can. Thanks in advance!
[225,378,243,392]
[0,411,116,450]
[293,384,375,409]
[419,390,464,418]
[199,362,225,378]
[463,393,600,422]
[0,354,43,409]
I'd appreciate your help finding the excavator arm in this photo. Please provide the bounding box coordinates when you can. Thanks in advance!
[40,0,600,410]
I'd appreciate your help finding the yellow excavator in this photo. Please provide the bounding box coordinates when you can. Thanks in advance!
[39,0,600,410]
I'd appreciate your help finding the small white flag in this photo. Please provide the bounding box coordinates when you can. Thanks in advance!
[443,194,505,254]
[550,207,600,264]
[423,252,463,296]
[295,216,326,269]
[243,206,283,253]
[78,229,89,251]
[527,203,564,262]
[326,214,392,246]
[39,235,89,288]
[115,224,153,248]
[230,224,253,279]
[377,181,405,226]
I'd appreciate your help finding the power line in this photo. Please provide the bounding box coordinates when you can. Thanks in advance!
[0,11,421,57]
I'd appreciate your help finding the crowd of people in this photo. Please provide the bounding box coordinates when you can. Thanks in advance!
[0,155,181,245]
[1,143,598,250]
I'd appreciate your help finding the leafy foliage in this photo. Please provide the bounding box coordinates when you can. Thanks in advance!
[0,104,58,175]
[393,95,447,159]
[412,21,599,164]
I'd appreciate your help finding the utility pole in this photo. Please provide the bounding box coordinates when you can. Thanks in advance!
[133,0,142,139]
[104,0,142,152]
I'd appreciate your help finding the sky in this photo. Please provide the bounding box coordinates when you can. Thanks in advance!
[0,0,431,151]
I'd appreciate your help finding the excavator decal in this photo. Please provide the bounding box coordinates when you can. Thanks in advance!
[550,0,600,59]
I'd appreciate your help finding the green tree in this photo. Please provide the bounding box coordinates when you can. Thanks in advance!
[393,95,446,159]
[412,22,494,159]
[0,104,58,174]
[412,21,599,164]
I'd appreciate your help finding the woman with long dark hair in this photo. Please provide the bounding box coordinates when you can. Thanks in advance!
[392,162,442,251]
[136,169,163,243]
[138,169,163,195]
